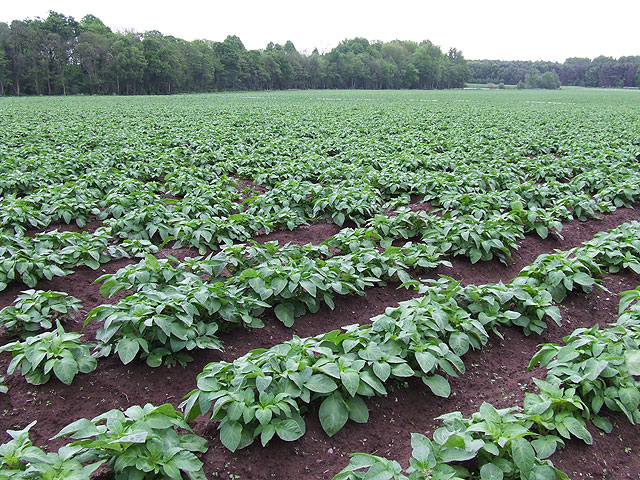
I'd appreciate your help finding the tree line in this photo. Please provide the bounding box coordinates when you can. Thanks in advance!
[469,57,640,88]
[0,11,469,96]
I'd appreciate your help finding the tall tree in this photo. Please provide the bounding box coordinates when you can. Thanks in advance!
[214,35,245,90]
[75,15,113,93]
[0,23,11,95]
[184,39,217,91]
[41,11,79,94]
[109,33,146,94]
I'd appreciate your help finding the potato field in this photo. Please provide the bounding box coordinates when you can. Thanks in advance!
[1,88,640,479]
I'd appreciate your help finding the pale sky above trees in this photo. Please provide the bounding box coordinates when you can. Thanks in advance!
[2,0,638,62]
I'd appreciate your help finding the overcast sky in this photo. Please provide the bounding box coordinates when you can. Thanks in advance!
[2,1,638,62]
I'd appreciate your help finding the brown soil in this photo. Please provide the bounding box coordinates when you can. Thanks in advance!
[25,218,105,237]
[253,220,342,246]
[0,207,639,479]
[235,176,269,203]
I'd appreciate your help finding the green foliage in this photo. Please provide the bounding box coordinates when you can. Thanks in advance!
[86,280,231,367]
[181,309,468,449]
[182,219,640,451]
[53,404,208,480]
[180,273,565,450]
[0,11,471,95]
[336,271,640,480]
[525,71,562,90]
[313,183,384,226]
[0,322,97,385]
[0,228,126,291]
[0,290,82,338]
[529,324,640,424]
[514,248,603,302]
[0,420,105,479]
[582,221,640,274]
[0,420,36,474]
[88,237,449,366]
[335,403,569,480]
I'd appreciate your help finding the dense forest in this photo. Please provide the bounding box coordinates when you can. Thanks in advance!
[1,11,637,96]
[0,11,469,95]
[468,58,640,88]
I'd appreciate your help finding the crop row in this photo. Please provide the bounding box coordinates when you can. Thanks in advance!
[3,165,640,238]
[86,240,446,367]
[0,403,209,480]
[79,205,607,368]
[2,211,638,389]
[334,284,640,479]
[177,220,640,450]
[1,158,638,299]
[0,229,128,291]
[2,143,640,250]
[0,190,592,295]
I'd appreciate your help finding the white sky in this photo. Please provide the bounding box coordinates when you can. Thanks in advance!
[2,1,639,62]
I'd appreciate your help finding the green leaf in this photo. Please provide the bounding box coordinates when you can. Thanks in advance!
[479,403,502,423]
[111,431,148,444]
[449,332,470,356]
[117,338,140,365]
[619,386,640,412]
[77,354,97,374]
[271,277,287,296]
[318,392,349,437]
[480,463,504,480]
[470,248,482,264]
[255,408,272,426]
[572,272,594,287]
[260,424,276,447]
[624,350,640,376]
[219,421,242,452]
[373,361,391,381]
[345,396,369,423]
[275,419,305,442]
[53,356,78,385]
[122,468,145,480]
[391,363,414,378]
[535,225,548,239]
[300,279,317,297]
[415,351,436,373]
[145,254,160,271]
[172,451,203,473]
[54,418,101,439]
[274,303,295,327]
[532,436,558,459]
[511,438,535,477]
[340,371,360,397]
[256,375,273,393]
[422,374,450,397]
[410,433,434,467]
[530,464,561,480]
[146,354,162,368]
[305,374,338,394]
[100,278,118,297]
[439,446,477,462]
[591,415,612,433]
[562,417,592,444]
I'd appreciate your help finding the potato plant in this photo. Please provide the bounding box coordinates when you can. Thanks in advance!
[0,289,82,338]
[0,323,97,385]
